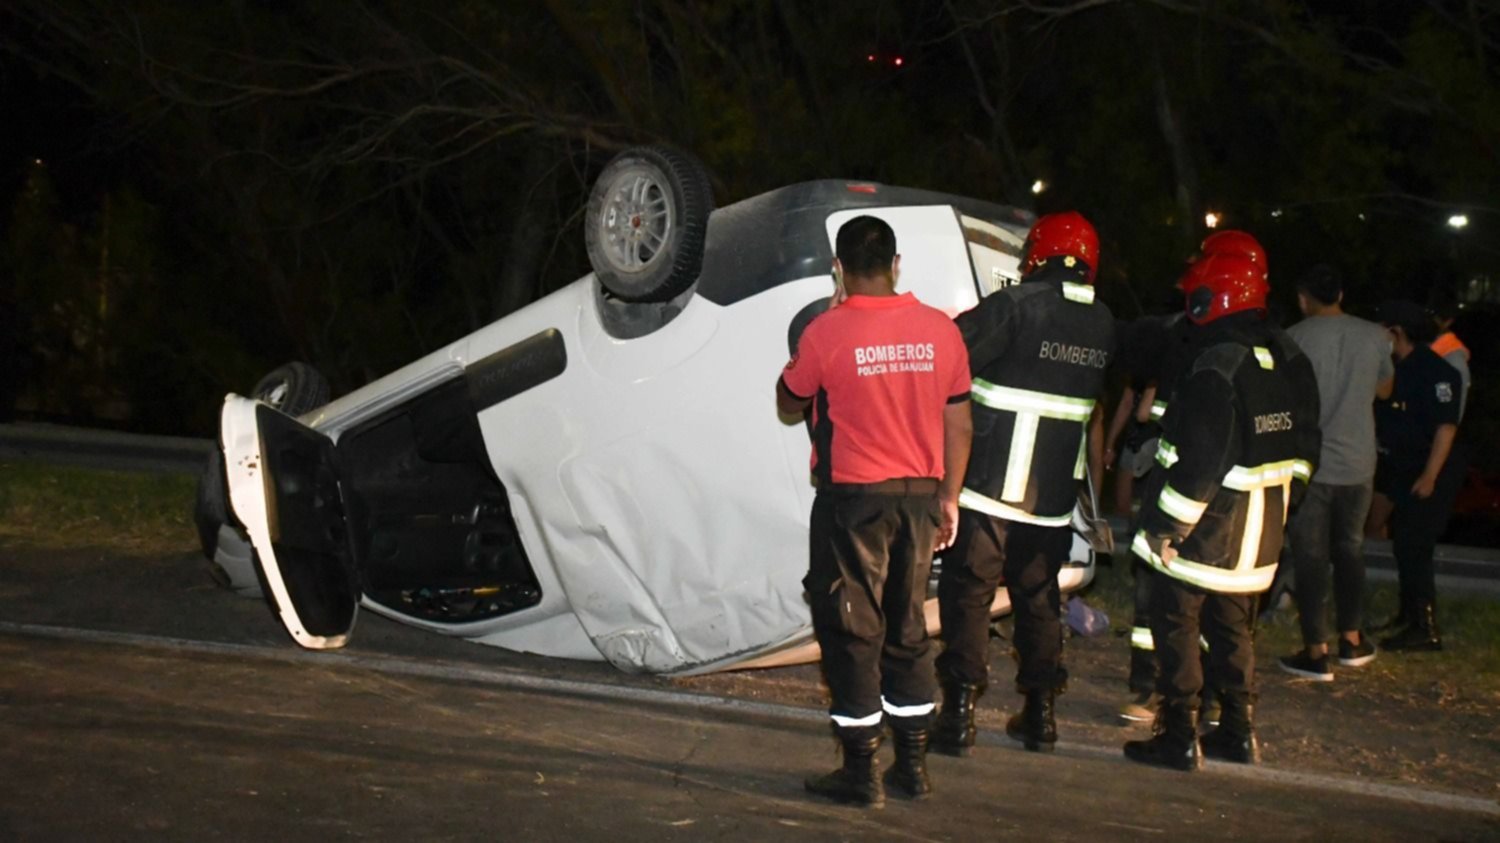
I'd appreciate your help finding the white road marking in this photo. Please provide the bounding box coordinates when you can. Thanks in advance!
[2,620,1496,818]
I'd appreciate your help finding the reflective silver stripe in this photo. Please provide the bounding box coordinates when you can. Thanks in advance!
[831,711,883,727]
[959,487,1072,527]
[1073,434,1087,481]
[1131,626,1154,651]
[1158,484,1207,525]
[1253,346,1275,370]
[1131,532,1276,593]
[1156,439,1180,468]
[1002,412,1040,502]
[1199,636,1211,653]
[1292,459,1313,482]
[1062,282,1095,304]
[1222,461,1298,491]
[1236,487,1266,573]
[970,379,1096,421]
[882,698,935,718]
[1150,400,1168,420]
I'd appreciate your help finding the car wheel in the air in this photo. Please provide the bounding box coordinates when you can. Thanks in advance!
[584,145,715,303]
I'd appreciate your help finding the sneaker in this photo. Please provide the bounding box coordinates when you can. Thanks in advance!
[1119,691,1157,723]
[1277,650,1333,681]
[1337,635,1377,667]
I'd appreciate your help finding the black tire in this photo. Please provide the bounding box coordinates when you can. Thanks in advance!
[195,361,331,562]
[251,361,331,416]
[584,145,714,303]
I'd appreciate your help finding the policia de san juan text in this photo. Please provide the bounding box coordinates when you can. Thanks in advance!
[932,212,1117,756]
[778,216,973,807]
[1124,251,1320,770]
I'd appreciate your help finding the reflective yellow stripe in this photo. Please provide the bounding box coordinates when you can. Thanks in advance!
[1131,626,1155,651]
[1158,484,1207,525]
[1199,636,1211,653]
[959,487,1072,526]
[1062,282,1095,304]
[1073,434,1087,481]
[970,379,1096,421]
[1292,459,1313,483]
[1222,460,1298,491]
[1150,400,1168,420]
[1131,532,1276,593]
[1156,439,1179,469]
[1002,412,1040,502]
[1237,487,1266,573]
[1253,347,1275,370]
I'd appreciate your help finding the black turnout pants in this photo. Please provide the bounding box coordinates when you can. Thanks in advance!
[937,510,1072,692]
[1149,568,1255,709]
[806,488,940,723]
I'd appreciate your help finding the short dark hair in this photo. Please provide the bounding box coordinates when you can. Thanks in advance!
[1427,286,1460,321]
[835,216,897,277]
[1296,264,1343,306]
[1380,299,1438,345]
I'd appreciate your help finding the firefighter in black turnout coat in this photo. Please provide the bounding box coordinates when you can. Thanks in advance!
[1124,253,1320,771]
[934,212,1116,755]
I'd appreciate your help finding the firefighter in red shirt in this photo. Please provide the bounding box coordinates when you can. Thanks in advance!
[778,216,973,807]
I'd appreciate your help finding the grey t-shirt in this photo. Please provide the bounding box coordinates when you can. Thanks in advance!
[1287,313,1395,485]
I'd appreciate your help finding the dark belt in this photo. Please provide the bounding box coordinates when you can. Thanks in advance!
[817,477,940,496]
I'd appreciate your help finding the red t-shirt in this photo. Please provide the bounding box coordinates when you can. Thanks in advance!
[781,293,970,484]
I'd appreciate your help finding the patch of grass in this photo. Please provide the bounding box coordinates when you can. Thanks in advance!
[0,462,198,556]
[1078,553,1500,700]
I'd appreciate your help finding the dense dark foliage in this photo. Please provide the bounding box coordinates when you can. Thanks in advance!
[2,1,1496,455]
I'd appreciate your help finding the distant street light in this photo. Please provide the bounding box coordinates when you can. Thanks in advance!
[1031,179,1047,195]
[1204,211,1221,229]
[1448,214,1469,229]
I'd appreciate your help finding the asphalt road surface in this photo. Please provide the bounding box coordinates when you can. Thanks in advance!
[1,546,1497,841]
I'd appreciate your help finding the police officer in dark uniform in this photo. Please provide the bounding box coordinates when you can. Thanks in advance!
[1124,253,1320,770]
[779,216,973,806]
[1372,300,1463,652]
[932,212,1116,755]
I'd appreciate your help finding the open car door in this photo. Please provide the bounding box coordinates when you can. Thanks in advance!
[220,395,359,649]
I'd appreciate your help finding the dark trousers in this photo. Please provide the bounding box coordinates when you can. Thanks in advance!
[1127,557,1158,694]
[806,489,939,721]
[937,510,1072,691]
[1389,445,1467,608]
[1150,569,1255,708]
[1288,480,1373,645]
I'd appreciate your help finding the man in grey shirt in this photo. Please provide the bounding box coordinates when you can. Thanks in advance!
[1278,265,1394,681]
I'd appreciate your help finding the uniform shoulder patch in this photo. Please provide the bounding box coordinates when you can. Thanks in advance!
[1436,381,1454,403]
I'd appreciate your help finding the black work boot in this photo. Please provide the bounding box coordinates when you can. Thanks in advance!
[931,681,984,757]
[1380,601,1442,652]
[1004,689,1057,753]
[1199,694,1260,764]
[805,725,884,808]
[883,715,933,800]
[1123,701,1203,772]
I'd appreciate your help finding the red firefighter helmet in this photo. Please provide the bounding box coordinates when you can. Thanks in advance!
[1180,253,1269,325]
[1021,211,1099,284]
[1200,229,1267,273]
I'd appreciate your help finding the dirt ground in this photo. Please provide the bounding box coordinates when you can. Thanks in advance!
[676,585,1500,802]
